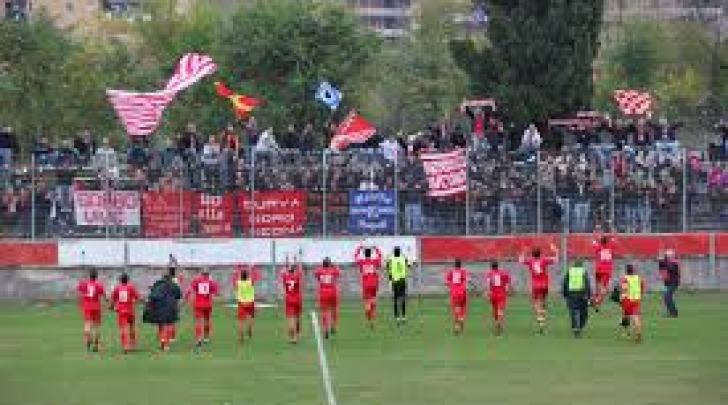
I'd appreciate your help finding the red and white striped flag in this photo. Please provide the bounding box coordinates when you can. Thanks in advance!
[420,149,467,197]
[613,90,653,116]
[107,53,217,136]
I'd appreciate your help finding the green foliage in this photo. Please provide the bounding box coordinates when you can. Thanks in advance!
[453,0,605,128]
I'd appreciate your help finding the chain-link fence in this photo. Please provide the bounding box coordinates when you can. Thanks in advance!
[0,143,725,240]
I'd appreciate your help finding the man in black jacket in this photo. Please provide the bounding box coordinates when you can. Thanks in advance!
[144,270,182,352]
[659,250,680,318]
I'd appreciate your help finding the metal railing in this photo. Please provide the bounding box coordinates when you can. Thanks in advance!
[0,143,726,239]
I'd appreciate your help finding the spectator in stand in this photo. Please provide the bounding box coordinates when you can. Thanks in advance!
[16,187,31,237]
[93,137,119,180]
[281,124,298,149]
[498,180,517,234]
[74,129,96,166]
[298,124,315,151]
[399,155,426,234]
[718,120,728,161]
[127,138,149,170]
[33,137,54,167]
[0,126,17,170]
[1,187,17,236]
[519,123,542,160]
[201,135,221,191]
[245,116,259,151]
[632,119,653,148]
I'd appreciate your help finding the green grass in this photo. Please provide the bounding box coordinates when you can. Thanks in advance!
[0,293,726,405]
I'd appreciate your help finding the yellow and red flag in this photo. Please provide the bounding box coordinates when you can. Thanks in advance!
[215,81,261,119]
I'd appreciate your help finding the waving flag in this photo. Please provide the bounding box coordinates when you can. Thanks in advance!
[329,111,376,150]
[421,149,467,197]
[614,90,653,116]
[315,81,342,110]
[106,53,218,136]
[215,81,261,119]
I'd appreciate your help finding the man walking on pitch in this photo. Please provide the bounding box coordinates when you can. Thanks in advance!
[110,273,140,354]
[387,246,412,327]
[484,261,511,336]
[143,270,182,352]
[562,259,592,338]
[659,249,680,318]
[76,269,106,353]
[235,267,258,345]
[314,258,341,339]
[186,269,220,351]
[619,264,645,342]
[281,256,304,343]
[445,259,469,334]
[519,244,558,334]
[355,244,383,329]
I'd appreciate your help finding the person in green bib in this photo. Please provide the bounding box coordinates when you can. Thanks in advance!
[387,247,413,326]
[562,259,592,338]
[618,264,645,342]
[235,268,257,345]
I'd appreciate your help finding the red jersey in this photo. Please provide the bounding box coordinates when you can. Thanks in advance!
[281,270,303,302]
[593,241,616,273]
[111,284,140,314]
[355,246,382,288]
[485,269,511,297]
[77,280,106,311]
[187,275,219,308]
[522,257,554,289]
[314,266,341,296]
[445,268,469,296]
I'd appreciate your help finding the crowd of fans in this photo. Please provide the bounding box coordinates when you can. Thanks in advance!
[0,116,725,238]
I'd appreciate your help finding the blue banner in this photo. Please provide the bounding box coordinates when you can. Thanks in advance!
[348,190,396,235]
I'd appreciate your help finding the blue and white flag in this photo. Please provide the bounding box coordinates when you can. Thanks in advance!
[315,81,342,110]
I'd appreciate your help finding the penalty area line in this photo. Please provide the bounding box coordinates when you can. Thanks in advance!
[310,311,338,405]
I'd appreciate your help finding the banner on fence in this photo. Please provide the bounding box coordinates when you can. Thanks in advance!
[348,190,396,235]
[142,191,194,237]
[239,191,307,237]
[74,190,140,226]
[420,149,467,197]
[196,194,235,237]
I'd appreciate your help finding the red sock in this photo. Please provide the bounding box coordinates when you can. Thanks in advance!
[203,320,211,339]
[194,321,202,341]
[169,325,176,340]
[158,326,167,348]
[121,329,128,350]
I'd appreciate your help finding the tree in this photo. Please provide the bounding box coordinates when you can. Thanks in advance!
[453,0,605,128]
[217,0,380,140]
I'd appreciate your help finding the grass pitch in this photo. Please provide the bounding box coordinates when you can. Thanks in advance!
[0,293,726,405]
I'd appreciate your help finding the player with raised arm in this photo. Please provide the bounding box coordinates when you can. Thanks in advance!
[484,261,512,336]
[186,269,220,351]
[354,244,383,329]
[445,259,469,335]
[519,243,559,334]
[281,255,304,343]
[314,257,341,339]
[592,234,618,312]
[110,273,140,354]
[76,269,106,353]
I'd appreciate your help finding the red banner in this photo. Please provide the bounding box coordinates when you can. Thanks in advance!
[422,234,723,263]
[0,243,57,267]
[142,191,195,238]
[195,194,235,237]
[238,191,307,237]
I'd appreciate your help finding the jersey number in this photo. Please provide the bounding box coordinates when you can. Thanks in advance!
[198,283,210,295]
[452,273,462,285]
[491,275,501,287]
[533,263,542,275]
[86,286,96,298]
[600,250,612,261]
[321,275,333,284]
[118,290,128,303]
[286,280,296,292]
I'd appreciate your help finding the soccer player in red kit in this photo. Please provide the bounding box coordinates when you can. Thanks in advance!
[76,269,106,353]
[110,273,140,354]
[186,270,219,350]
[592,235,618,311]
[281,257,304,343]
[484,261,511,336]
[354,245,382,329]
[445,259,469,335]
[519,243,558,334]
[314,258,341,339]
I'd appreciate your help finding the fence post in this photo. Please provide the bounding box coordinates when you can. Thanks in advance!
[250,150,256,238]
[681,148,687,232]
[30,152,36,240]
[394,153,399,236]
[465,148,470,236]
[560,230,568,276]
[609,163,615,232]
[536,150,542,234]
[322,150,328,238]
[709,232,717,287]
